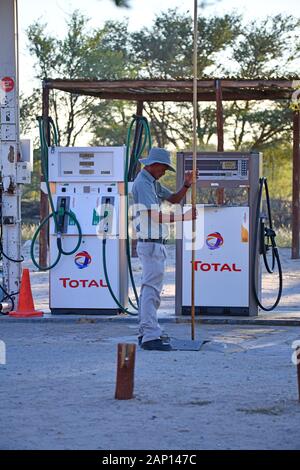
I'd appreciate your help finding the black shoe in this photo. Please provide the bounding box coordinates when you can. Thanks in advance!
[141,339,172,351]
[138,334,170,346]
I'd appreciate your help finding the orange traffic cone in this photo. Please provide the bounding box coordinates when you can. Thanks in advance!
[9,268,43,318]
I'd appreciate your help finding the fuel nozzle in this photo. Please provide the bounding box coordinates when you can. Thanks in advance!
[259,215,266,255]
[260,213,277,255]
[55,196,70,234]
[264,227,277,249]
[97,197,114,235]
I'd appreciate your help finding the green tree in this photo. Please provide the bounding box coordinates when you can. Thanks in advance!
[128,9,241,148]
[224,15,299,152]
[90,100,135,146]
[22,11,133,145]
[231,15,298,77]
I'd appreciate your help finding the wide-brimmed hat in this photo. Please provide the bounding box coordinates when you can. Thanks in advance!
[139,147,176,172]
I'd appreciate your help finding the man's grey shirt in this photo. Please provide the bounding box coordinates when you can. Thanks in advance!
[132,169,172,239]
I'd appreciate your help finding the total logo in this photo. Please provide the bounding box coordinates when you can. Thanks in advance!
[74,251,92,269]
[206,232,224,250]
[192,261,241,272]
[59,278,108,288]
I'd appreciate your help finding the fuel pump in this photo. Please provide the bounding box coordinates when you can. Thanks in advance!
[31,114,152,315]
[45,145,128,314]
[176,151,283,317]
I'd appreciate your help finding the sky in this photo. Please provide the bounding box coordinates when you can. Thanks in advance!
[18,0,299,95]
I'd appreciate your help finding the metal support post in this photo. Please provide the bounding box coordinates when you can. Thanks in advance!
[0,0,22,301]
[215,79,225,205]
[292,111,300,259]
[39,84,50,268]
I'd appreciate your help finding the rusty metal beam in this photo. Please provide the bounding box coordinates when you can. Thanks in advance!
[216,79,224,152]
[292,111,300,259]
[215,80,225,205]
[39,84,50,269]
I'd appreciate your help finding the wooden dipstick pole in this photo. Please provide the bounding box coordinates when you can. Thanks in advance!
[115,343,136,400]
[191,0,198,341]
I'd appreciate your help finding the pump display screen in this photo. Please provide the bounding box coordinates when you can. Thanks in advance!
[185,159,239,171]
[80,161,94,167]
[184,157,249,181]
[222,161,237,170]
[79,153,94,159]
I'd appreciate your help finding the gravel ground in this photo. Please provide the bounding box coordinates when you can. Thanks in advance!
[0,321,300,450]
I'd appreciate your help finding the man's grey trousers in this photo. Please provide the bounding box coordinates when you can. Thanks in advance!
[137,242,167,343]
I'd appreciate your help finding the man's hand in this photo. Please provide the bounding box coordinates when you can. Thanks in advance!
[184,171,193,188]
[183,207,198,221]
[167,170,200,205]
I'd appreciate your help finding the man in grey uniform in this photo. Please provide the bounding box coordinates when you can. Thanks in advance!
[132,147,197,351]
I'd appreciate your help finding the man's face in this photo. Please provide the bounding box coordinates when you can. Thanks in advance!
[149,163,169,179]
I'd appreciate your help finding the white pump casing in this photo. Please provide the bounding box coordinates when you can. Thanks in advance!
[48,146,128,314]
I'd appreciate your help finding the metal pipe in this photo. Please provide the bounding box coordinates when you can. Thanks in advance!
[39,84,50,268]
[0,0,22,299]
[216,79,225,205]
[292,111,300,259]
[216,79,224,152]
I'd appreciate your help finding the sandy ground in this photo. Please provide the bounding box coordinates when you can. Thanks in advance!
[0,321,300,450]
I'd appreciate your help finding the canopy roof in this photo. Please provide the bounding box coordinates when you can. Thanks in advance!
[44,78,299,102]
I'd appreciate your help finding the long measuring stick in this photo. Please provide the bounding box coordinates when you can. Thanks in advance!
[191,0,198,340]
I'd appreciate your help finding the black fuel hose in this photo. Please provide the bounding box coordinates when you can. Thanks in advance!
[252,177,283,311]
[100,115,152,316]
[102,237,137,315]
